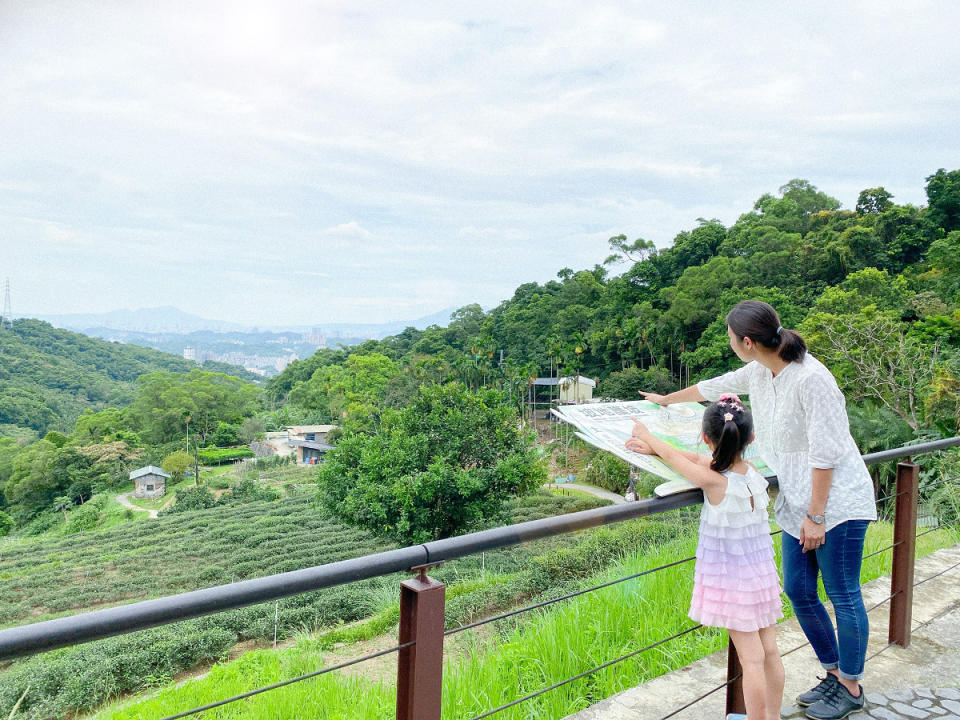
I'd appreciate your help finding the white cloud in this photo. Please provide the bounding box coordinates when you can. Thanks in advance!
[2,1,959,324]
[323,222,374,240]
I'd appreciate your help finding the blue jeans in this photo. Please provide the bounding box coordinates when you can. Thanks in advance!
[781,520,870,681]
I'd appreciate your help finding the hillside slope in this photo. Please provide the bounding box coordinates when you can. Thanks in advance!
[0,318,256,436]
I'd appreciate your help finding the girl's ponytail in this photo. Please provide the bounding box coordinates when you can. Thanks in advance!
[710,419,741,473]
[702,395,753,473]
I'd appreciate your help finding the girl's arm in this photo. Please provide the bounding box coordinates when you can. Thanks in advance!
[630,419,727,504]
[626,438,711,467]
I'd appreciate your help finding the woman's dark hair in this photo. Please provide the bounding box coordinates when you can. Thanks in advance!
[726,300,806,363]
[702,399,753,473]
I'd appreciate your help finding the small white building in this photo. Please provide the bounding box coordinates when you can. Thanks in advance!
[130,465,170,499]
[558,375,596,404]
[285,425,338,464]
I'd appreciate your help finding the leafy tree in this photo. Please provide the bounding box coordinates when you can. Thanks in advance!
[925,168,960,234]
[317,384,545,543]
[66,479,93,505]
[288,353,398,430]
[0,509,12,537]
[4,440,59,520]
[43,431,68,448]
[238,417,266,444]
[162,450,193,481]
[211,422,240,447]
[126,370,260,444]
[923,361,960,436]
[599,367,677,400]
[801,307,937,430]
[856,187,894,215]
[923,231,960,304]
[604,234,655,265]
[70,408,129,445]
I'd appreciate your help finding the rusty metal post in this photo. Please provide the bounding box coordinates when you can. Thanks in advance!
[725,635,745,716]
[396,569,445,720]
[889,460,918,647]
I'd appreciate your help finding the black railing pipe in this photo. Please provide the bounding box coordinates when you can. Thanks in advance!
[0,545,428,661]
[862,436,960,465]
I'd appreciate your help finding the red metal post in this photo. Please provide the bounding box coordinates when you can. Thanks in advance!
[396,572,446,720]
[889,460,918,647]
[725,635,745,716]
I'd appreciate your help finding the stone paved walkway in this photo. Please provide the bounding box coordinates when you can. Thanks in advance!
[565,544,960,720]
[780,687,960,719]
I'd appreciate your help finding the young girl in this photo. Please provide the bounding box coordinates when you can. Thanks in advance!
[626,394,784,720]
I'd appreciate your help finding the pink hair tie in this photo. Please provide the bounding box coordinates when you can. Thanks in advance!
[717,393,741,404]
[723,412,734,422]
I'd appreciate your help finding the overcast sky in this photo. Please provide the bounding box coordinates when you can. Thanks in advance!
[2,1,959,326]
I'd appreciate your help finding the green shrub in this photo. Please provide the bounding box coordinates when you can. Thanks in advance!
[162,486,217,514]
[930,482,960,525]
[212,422,240,447]
[579,450,631,493]
[222,478,280,504]
[66,503,100,533]
[0,509,13,537]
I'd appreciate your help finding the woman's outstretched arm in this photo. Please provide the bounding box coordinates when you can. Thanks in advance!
[639,385,706,406]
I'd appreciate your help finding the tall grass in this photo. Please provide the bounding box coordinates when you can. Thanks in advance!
[89,519,959,720]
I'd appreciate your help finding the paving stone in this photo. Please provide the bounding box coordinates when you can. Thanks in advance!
[916,700,934,708]
[944,700,960,715]
[918,690,938,700]
[871,707,908,720]
[888,689,918,702]
[867,693,890,705]
[926,707,947,716]
[937,690,960,701]
[891,701,930,718]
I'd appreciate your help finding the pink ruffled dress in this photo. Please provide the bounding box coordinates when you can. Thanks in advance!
[689,465,783,632]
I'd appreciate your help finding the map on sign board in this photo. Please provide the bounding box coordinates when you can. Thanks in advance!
[552,399,774,497]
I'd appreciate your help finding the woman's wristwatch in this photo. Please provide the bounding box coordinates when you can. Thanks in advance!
[806,512,825,525]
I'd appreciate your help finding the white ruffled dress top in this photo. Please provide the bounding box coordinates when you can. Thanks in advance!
[689,465,784,632]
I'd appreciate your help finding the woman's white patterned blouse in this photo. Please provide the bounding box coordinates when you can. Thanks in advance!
[696,354,877,538]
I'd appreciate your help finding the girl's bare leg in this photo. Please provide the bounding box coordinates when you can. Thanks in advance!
[759,625,784,720]
[728,629,768,720]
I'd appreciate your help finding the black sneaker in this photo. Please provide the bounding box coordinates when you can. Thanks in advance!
[796,675,839,707]
[804,680,865,720]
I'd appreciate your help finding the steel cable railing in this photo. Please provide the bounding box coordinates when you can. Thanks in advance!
[467,624,704,720]
[157,640,414,720]
[444,554,697,637]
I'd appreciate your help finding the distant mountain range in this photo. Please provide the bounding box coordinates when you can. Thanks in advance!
[31,305,460,339]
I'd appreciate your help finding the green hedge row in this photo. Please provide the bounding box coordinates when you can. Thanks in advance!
[196,447,254,465]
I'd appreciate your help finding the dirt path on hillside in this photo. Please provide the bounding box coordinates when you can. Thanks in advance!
[115,492,174,518]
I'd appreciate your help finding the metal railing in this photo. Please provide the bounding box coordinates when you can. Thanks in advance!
[1,436,959,720]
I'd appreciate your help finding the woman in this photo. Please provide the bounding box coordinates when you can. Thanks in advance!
[638,300,877,720]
